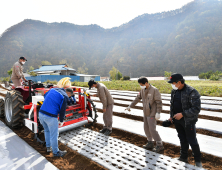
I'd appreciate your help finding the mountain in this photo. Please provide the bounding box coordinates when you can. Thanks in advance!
[0,0,222,77]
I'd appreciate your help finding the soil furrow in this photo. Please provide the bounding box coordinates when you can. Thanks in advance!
[88,123,222,170]
[0,117,107,170]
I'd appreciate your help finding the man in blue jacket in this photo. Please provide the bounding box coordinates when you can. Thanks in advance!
[39,87,73,157]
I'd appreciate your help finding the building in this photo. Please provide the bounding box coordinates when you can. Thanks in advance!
[27,64,100,82]
[32,64,76,76]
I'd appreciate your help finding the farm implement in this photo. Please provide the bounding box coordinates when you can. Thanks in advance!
[0,80,97,143]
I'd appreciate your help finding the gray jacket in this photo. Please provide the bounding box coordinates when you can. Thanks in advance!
[11,61,24,80]
[130,84,162,117]
[96,83,114,109]
[170,84,201,125]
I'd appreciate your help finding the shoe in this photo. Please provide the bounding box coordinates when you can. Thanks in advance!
[177,157,188,163]
[143,141,154,149]
[152,145,164,153]
[46,147,52,153]
[195,162,202,168]
[53,150,67,157]
[104,129,112,136]
[99,128,107,134]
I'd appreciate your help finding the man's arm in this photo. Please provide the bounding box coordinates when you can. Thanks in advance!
[59,96,68,122]
[99,87,107,110]
[130,91,142,108]
[182,89,201,118]
[154,89,162,113]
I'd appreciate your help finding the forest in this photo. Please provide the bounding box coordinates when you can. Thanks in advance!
[0,0,222,77]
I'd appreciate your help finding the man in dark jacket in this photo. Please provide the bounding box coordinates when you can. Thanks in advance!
[168,73,202,167]
[39,87,73,157]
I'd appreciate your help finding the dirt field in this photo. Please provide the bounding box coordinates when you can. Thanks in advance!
[1,115,222,170]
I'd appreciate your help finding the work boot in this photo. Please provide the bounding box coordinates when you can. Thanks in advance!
[153,145,164,153]
[46,147,52,153]
[176,157,188,163]
[53,150,67,157]
[195,162,202,168]
[143,141,154,149]
[104,129,112,136]
[99,128,107,134]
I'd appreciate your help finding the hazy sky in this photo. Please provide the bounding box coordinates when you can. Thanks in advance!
[0,0,193,35]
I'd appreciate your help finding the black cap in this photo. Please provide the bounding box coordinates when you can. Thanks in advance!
[19,56,27,61]
[168,73,184,83]
[88,80,96,89]
[65,88,74,95]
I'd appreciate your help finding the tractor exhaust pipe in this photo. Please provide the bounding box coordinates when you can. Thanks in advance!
[58,120,88,133]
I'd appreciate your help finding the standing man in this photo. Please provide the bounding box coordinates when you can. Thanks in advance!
[39,77,72,157]
[88,80,114,136]
[11,56,28,88]
[168,73,202,167]
[126,77,164,153]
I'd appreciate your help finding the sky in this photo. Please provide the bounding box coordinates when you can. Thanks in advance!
[0,0,193,35]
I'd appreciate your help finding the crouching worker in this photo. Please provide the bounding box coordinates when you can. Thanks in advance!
[88,80,114,136]
[66,88,76,105]
[126,77,164,153]
[39,77,73,157]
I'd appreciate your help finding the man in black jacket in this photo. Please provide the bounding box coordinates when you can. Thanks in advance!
[168,73,202,168]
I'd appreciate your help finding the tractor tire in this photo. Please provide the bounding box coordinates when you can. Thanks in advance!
[4,91,25,128]
[0,99,4,118]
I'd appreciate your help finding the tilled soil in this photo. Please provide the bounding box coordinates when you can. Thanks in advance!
[0,118,107,170]
[0,92,6,97]
[88,123,222,170]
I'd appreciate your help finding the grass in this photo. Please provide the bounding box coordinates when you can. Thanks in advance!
[71,80,222,97]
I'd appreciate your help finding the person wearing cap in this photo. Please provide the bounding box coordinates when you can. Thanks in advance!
[88,80,114,136]
[126,77,164,153]
[39,77,72,157]
[168,73,202,167]
[11,56,28,88]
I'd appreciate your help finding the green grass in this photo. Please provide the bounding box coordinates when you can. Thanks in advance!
[71,80,222,97]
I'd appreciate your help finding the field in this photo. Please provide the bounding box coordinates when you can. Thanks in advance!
[1,83,222,169]
[72,80,222,97]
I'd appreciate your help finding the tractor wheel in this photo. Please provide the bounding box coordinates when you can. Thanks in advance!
[4,91,25,128]
[0,99,4,118]
[87,98,98,123]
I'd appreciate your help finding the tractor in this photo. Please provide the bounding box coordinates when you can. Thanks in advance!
[0,80,97,143]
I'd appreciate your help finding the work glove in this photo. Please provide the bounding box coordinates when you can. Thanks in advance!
[58,121,64,127]
[155,113,160,120]
[125,105,131,111]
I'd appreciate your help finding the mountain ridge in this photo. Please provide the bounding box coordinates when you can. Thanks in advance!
[0,0,222,77]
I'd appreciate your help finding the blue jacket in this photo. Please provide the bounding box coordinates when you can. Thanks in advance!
[67,95,76,105]
[40,88,69,122]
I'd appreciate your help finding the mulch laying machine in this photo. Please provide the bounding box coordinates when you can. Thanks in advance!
[0,80,97,143]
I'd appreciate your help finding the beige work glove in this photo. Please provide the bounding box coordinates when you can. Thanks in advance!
[155,113,160,120]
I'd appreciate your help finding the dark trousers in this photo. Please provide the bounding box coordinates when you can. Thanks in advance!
[174,119,201,162]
